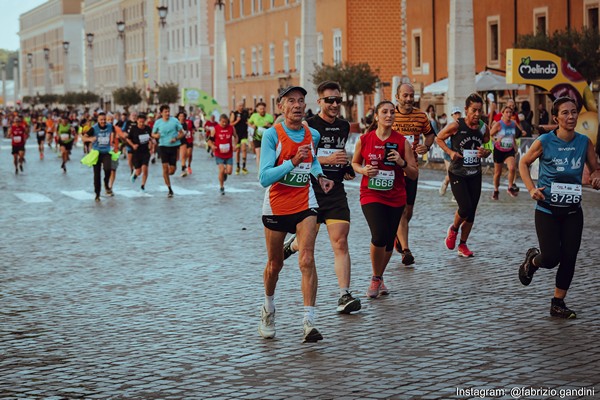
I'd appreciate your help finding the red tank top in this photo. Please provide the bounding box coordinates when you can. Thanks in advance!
[11,124,27,146]
[263,123,317,215]
[359,130,407,207]
[213,124,234,159]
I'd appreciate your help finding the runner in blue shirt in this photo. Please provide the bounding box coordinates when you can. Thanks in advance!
[151,105,185,197]
[518,96,600,319]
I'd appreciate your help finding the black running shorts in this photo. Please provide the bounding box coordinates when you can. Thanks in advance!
[262,209,318,234]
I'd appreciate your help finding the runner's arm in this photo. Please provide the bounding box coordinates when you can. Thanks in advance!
[258,128,295,187]
[309,129,324,179]
[518,139,544,199]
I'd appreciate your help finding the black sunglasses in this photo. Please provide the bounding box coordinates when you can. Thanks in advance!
[320,96,343,104]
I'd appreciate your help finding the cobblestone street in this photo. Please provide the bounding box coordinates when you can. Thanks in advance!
[1,140,599,399]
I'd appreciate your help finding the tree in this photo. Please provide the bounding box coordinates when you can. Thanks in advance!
[311,62,379,121]
[113,86,142,111]
[156,82,179,105]
[515,28,600,84]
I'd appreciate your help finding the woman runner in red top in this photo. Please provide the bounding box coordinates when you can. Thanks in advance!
[351,101,418,298]
[210,114,238,194]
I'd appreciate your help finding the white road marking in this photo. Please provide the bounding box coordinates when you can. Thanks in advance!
[14,192,52,203]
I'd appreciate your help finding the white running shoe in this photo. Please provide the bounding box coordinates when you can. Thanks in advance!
[258,306,276,339]
[302,320,323,343]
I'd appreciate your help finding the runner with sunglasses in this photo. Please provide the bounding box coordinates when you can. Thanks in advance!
[283,81,361,314]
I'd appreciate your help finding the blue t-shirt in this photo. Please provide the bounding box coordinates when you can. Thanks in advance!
[152,117,183,147]
[536,131,588,214]
[259,122,323,187]
[91,123,114,153]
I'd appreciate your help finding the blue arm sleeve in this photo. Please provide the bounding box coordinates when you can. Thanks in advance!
[309,128,324,178]
[258,128,295,187]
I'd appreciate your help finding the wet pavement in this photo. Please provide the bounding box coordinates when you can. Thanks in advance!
[1,139,599,399]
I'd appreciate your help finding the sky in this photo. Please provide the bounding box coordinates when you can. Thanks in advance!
[0,0,48,51]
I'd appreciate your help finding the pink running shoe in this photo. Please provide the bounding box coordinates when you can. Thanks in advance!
[379,279,390,296]
[366,278,381,299]
[445,225,458,250]
[457,243,474,257]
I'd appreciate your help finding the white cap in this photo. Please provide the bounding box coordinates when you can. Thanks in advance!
[451,106,462,115]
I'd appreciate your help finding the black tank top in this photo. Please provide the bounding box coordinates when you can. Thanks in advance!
[449,118,484,177]
[307,114,350,183]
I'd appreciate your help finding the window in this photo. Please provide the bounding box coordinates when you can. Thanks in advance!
[240,0,244,17]
[231,57,235,78]
[294,38,301,70]
[411,29,422,72]
[258,46,263,75]
[269,43,275,75]
[270,0,275,9]
[257,0,262,12]
[229,0,233,19]
[585,1,599,30]
[251,0,255,14]
[240,48,246,77]
[533,7,548,35]
[317,34,323,65]
[333,29,342,64]
[487,16,500,66]
[251,47,257,75]
[283,40,289,73]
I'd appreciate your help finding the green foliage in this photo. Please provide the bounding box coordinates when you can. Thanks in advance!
[515,28,600,83]
[311,62,379,121]
[157,82,179,104]
[113,86,142,109]
[37,94,60,104]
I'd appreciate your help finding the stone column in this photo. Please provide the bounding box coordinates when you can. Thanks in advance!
[447,0,476,114]
[300,0,317,111]
[213,1,229,114]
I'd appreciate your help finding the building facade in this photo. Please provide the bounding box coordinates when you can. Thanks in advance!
[18,0,84,97]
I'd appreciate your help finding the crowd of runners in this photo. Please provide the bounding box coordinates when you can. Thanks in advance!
[3,81,600,343]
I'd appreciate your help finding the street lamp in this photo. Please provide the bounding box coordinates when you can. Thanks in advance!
[43,47,51,94]
[157,5,168,83]
[13,59,19,104]
[27,53,33,98]
[63,41,70,93]
[116,22,126,88]
[86,33,95,93]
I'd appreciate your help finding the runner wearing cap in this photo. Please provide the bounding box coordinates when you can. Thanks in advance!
[258,85,334,343]
[248,102,274,168]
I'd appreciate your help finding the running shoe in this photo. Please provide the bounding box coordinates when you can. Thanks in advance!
[491,190,499,200]
[220,187,225,195]
[105,188,114,197]
[550,298,576,319]
[187,166,192,174]
[242,168,248,175]
[457,243,474,257]
[15,168,18,175]
[507,187,518,198]
[336,292,362,314]
[445,225,458,250]
[151,157,156,164]
[130,171,137,183]
[401,249,415,266]
[19,164,24,172]
[180,170,188,177]
[95,195,101,202]
[258,306,276,339]
[366,278,382,299]
[439,181,448,196]
[518,247,540,286]
[40,153,44,160]
[235,167,240,175]
[283,234,297,260]
[302,320,323,343]
[393,235,402,253]
[511,183,520,192]
[168,190,174,198]
[379,279,390,296]
[140,185,145,192]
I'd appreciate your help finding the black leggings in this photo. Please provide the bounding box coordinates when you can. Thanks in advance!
[361,202,404,251]
[449,172,481,223]
[534,208,583,291]
[93,152,112,195]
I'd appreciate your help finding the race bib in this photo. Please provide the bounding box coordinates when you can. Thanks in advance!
[500,137,513,149]
[368,170,395,191]
[13,136,22,143]
[462,149,479,167]
[550,182,582,206]
[98,136,110,145]
[138,134,150,144]
[60,133,70,141]
[37,130,46,137]
[280,162,311,187]
[219,143,231,153]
